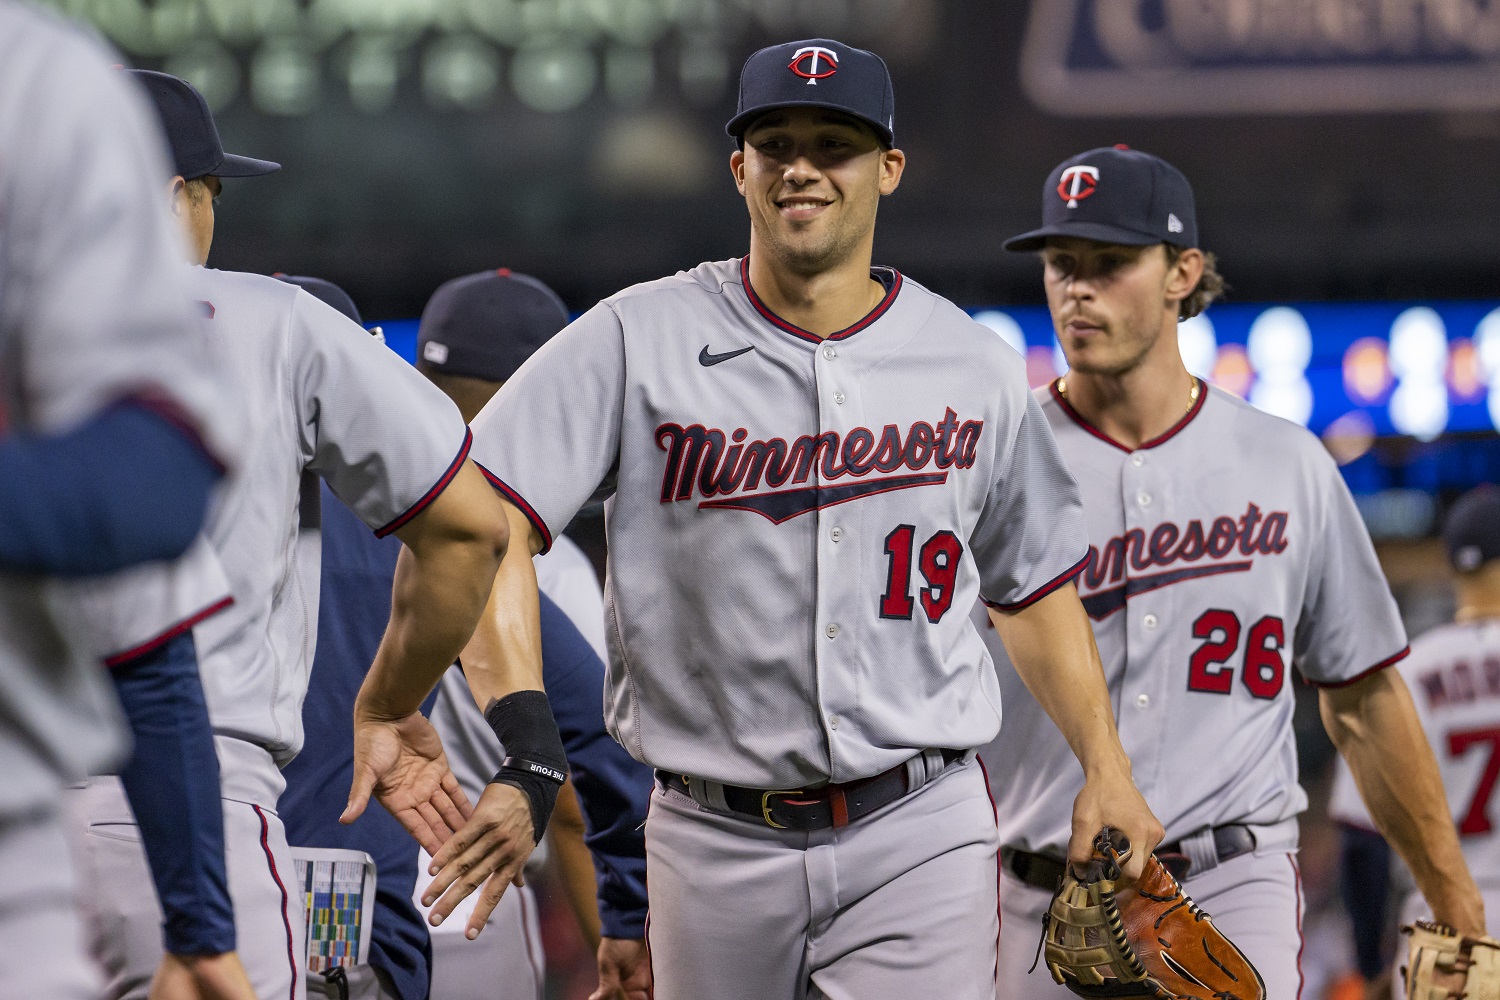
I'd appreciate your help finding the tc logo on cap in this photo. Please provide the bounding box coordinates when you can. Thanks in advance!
[1057,165,1099,208]
[789,46,839,84]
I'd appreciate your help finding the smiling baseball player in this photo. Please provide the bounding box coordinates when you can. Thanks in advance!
[369,39,1162,1000]
[65,70,512,1000]
[983,145,1484,997]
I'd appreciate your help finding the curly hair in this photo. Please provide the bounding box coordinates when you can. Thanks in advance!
[1163,245,1226,320]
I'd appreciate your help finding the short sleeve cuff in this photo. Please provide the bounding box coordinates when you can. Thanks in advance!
[374,428,472,538]
[982,552,1088,612]
[103,596,234,669]
[1303,646,1411,689]
[474,462,554,554]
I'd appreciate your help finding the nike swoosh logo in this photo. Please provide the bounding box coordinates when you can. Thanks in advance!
[699,345,755,367]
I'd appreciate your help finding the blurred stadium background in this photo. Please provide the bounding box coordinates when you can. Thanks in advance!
[48,0,1500,995]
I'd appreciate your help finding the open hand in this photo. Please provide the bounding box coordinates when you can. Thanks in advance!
[421,781,536,939]
[343,709,471,856]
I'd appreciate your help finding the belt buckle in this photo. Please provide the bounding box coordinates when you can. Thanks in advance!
[761,789,797,829]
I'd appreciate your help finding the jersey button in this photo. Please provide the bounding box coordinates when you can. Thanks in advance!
[830,527,844,542]
[825,623,840,639]
[1135,694,1150,710]
[822,345,837,360]
[1136,491,1152,507]
[1131,453,1145,467]
[834,391,846,405]
[1143,614,1158,629]
[829,715,841,730]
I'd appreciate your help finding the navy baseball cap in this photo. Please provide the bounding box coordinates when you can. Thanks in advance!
[274,274,362,325]
[726,39,895,147]
[418,269,569,382]
[1444,486,1500,573]
[1004,145,1197,252]
[127,69,279,181]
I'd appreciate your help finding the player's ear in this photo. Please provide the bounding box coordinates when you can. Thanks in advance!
[730,148,747,195]
[167,175,187,216]
[878,147,905,196]
[1163,246,1203,307]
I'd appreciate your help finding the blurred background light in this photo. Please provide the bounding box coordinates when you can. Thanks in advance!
[1178,313,1218,380]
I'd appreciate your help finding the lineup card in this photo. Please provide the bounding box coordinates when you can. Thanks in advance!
[291,847,377,970]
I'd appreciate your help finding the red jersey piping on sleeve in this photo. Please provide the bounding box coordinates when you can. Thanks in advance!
[103,595,235,669]
[374,427,472,538]
[474,461,554,555]
[738,256,902,346]
[982,552,1089,612]
[1303,646,1412,689]
[1048,378,1208,454]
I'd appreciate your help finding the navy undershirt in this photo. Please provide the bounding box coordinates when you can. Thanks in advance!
[0,401,219,575]
[112,631,235,955]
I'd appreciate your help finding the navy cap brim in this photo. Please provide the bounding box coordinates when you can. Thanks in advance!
[726,101,894,147]
[211,152,280,178]
[1003,220,1168,253]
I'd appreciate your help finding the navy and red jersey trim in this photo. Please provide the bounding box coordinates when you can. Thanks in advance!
[739,256,903,346]
[1304,646,1411,689]
[474,461,554,555]
[374,428,473,538]
[102,595,234,670]
[1049,377,1208,454]
[983,552,1089,612]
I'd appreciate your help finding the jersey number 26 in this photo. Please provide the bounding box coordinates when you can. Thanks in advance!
[1188,610,1287,699]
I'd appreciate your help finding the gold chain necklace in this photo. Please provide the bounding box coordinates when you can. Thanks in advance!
[1056,375,1201,414]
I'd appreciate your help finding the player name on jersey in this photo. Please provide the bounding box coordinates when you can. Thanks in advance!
[1417,655,1500,711]
[654,407,985,524]
[1078,502,1290,620]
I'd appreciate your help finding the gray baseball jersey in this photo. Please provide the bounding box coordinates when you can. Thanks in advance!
[0,1,233,820]
[469,257,1088,790]
[186,266,470,804]
[981,382,1409,855]
[1331,619,1500,880]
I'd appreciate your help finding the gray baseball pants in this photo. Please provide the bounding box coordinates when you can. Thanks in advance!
[644,756,1000,1000]
[0,808,103,999]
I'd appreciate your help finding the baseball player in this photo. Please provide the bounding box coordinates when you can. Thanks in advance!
[984,145,1484,997]
[66,70,513,1000]
[412,268,652,1000]
[0,6,249,999]
[380,39,1162,1000]
[1330,485,1500,994]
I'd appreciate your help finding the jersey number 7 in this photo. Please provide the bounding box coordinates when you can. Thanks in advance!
[1187,610,1287,699]
[1448,725,1500,836]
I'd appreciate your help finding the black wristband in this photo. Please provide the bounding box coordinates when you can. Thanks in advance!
[483,691,568,844]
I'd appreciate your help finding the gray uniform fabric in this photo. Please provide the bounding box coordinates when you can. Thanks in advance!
[983,383,1408,991]
[0,5,234,997]
[470,257,1088,790]
[68,266,471,1000]
[471,256,1086,997]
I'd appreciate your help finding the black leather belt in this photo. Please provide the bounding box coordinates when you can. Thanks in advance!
[1004,824,1257,890]
[658,749,965,832]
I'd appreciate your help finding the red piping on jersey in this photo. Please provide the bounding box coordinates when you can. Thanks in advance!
[1048,377,1208,454]
[1290,854,1305,1000]
[739,256,902,345]
[1305,646,1411,689]
[474,462,554,554]
[103,595,234,669]
[984,552,1089,612]
[254,805,299,1000]
[976,756,1003,958]
[375,427,472,538]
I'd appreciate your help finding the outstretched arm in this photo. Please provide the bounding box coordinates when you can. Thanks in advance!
[1321,669,1484,935]
[345,459,509,849]
[988,584,1163,878]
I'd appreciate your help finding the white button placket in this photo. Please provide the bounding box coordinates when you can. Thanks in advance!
[1117,447,1166,775]
[814,338,849,762]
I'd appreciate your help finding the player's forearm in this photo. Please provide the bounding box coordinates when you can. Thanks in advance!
[457,499,546,710]
[988,585,1132,779]
[359,462,509,718]
[1321,671,1485,934]
[548,781,604,951]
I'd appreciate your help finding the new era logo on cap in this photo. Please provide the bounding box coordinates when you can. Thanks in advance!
[789,45,839,84]
[1168,213,1184,233]
[422,341,449,364]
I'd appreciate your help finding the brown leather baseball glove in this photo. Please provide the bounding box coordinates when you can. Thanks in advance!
[1040,828,1265,1000]
[1401,920,1500,1000]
